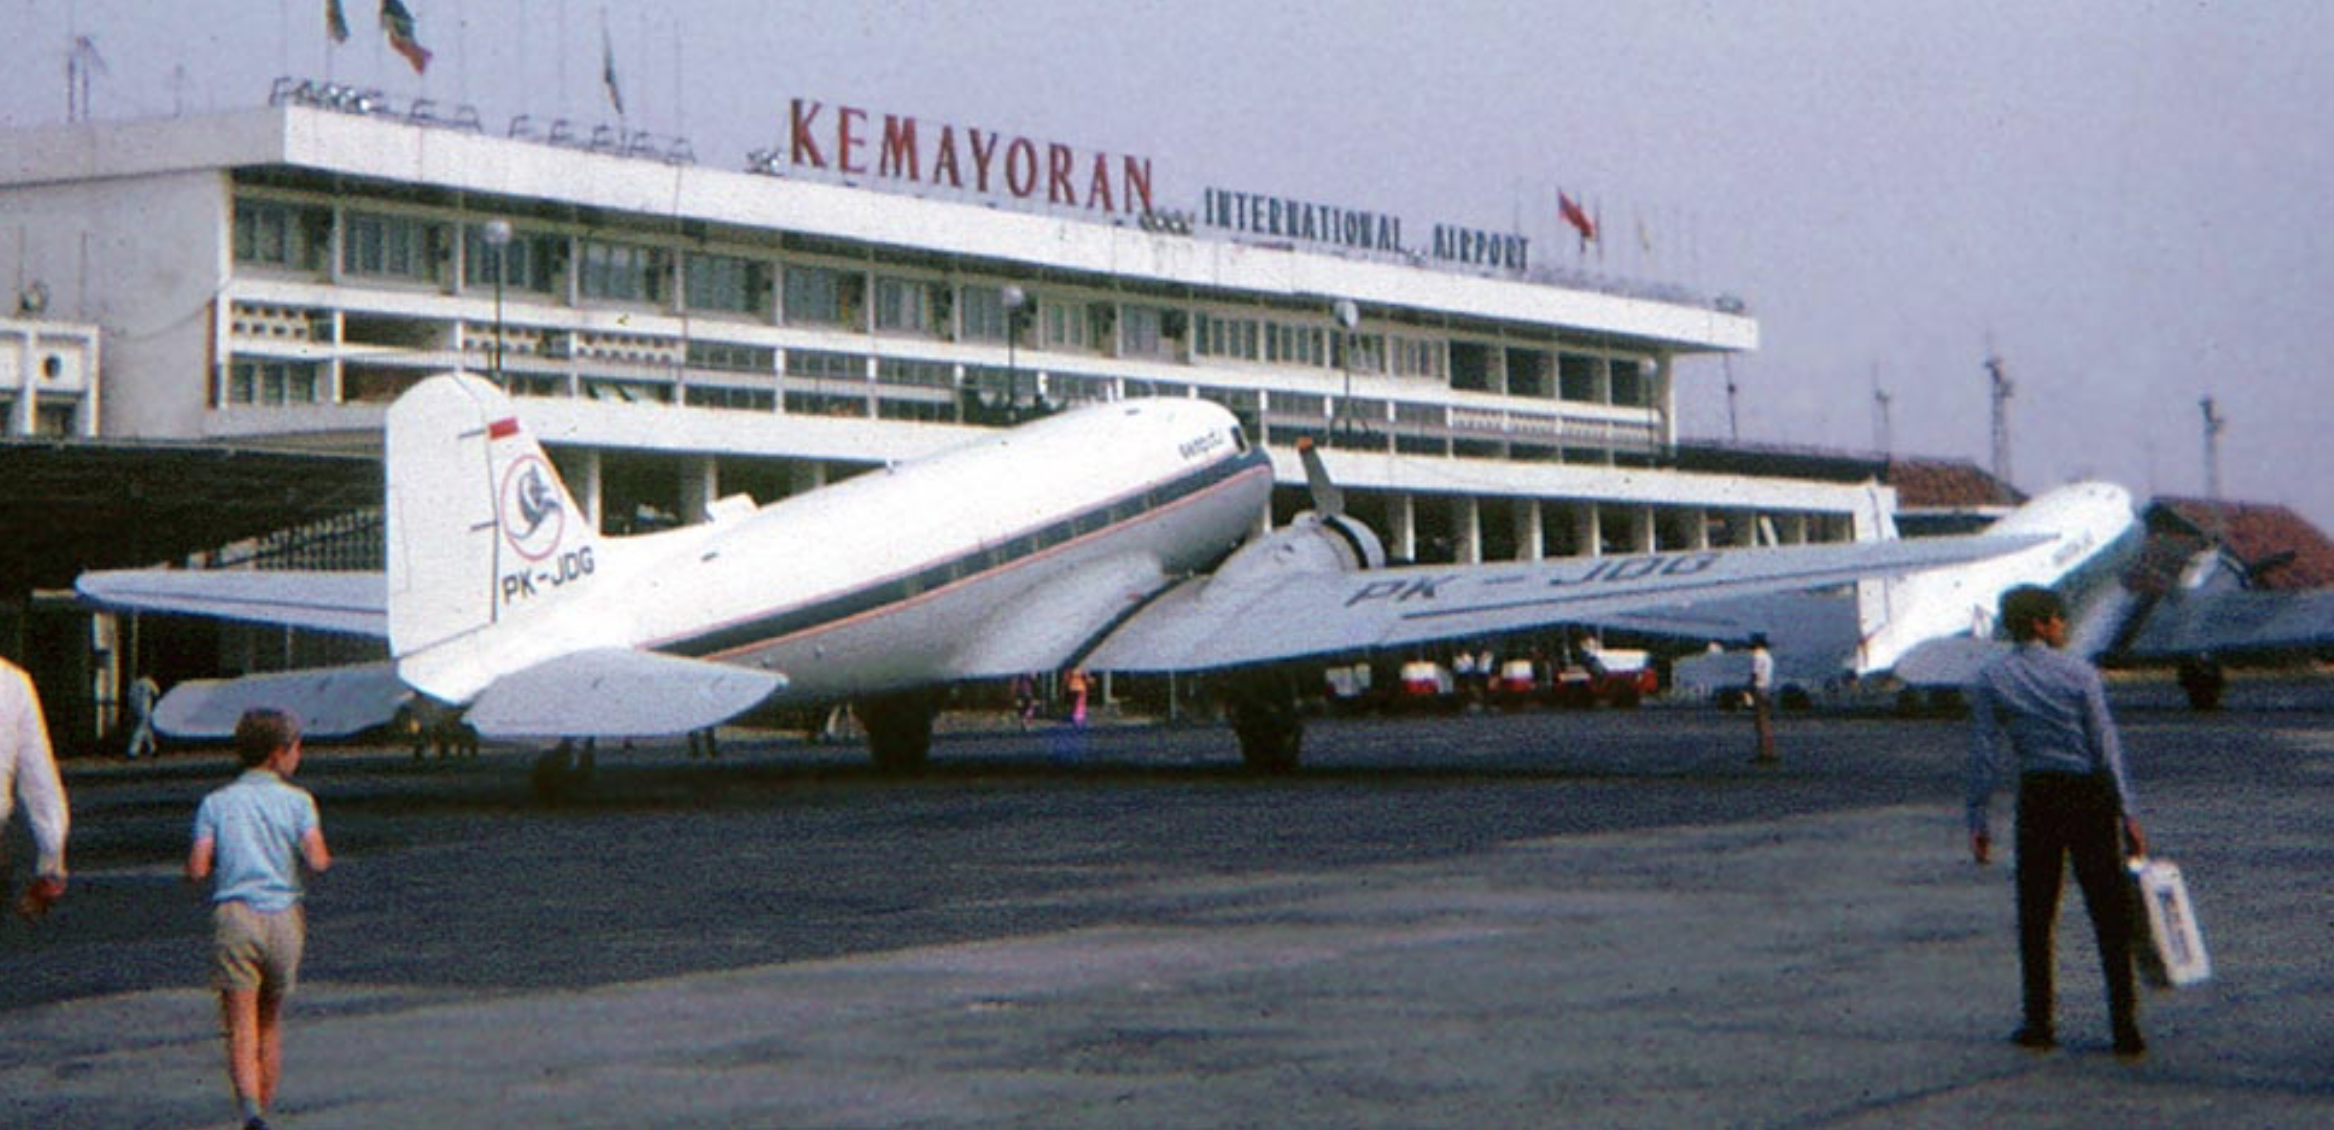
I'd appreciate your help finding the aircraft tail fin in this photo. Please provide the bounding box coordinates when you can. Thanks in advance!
[386,375,600,698]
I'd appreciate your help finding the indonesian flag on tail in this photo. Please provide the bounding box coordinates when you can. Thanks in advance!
[380,0,432,74]
[1559,191,1598,243]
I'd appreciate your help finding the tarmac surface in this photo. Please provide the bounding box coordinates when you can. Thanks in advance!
[5,676,2331,1128]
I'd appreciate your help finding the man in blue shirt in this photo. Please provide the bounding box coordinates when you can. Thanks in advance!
[188,708,331,1130]
[1967,586,2147,1059]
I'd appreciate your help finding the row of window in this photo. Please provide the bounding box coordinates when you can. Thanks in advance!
[220,352,1645,442]
[232,197,1652,397]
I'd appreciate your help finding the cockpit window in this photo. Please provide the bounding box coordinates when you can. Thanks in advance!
[1231,426,1249,454]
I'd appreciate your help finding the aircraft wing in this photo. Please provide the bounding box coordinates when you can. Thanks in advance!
[2120,588,2334,660]
[459,648,787,738]
[76,569,388,638]
[155,661,411,739]
[1085,533,2047,673]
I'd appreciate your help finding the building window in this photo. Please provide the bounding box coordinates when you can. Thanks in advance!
[784,264,863,327]
[226,359,323,405]
[1041,299,1093,352]
[579,240,668,303]
[686,253,767,316]
[874,276,946,336]
[687,340,776,373]
[1334,332,1386,375]
[582,376,672,403]
[1392,336,1444,380]
[958,285,1008,343]
[1611,359,1650,408]
[1193,313,1261,361]
[684,384,777,411]
[342,212,444,282]
[1267,323,1326,367]
[234,201,331,271]
[1119,305,1169,358]
[785,349,864,382]
[463,226,562,294]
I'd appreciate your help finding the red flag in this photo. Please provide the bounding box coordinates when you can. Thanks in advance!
[380,0,432,74]
[1559,191,1597,242]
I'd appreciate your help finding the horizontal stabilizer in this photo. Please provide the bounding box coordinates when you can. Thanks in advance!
[78,570,387,638]
[463,649,786,738]
[156,662,410,739]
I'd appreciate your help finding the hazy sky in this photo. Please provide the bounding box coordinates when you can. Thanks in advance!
[9,0,2330,530]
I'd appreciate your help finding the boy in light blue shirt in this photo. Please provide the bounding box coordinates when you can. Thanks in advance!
[188,708,331,1130]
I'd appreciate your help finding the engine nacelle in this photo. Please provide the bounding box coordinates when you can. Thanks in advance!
[1209,511,1386,589]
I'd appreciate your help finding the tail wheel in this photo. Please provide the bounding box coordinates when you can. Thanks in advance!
[860,690,941,775]
[1226,670,1304,773]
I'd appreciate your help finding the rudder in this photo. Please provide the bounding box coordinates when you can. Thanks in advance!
[386,375,598,701]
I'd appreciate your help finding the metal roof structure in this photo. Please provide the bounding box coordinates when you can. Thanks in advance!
[0,440,377,592]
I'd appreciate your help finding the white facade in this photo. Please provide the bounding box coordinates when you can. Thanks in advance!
[0,102,1885,561]
[0,317,99,437]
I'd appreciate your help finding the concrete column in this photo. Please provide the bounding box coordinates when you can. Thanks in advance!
[1625,506,1655,553]
[678,455,719,525]
[1454,495,1482,565]
[1780,512,1809,545]
[1515,498,1545,561]
[1389,493,1416,562]
[1572,502,1601,558]
[1686,506,1710,550]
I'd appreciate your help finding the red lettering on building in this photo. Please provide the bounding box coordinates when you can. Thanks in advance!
[969,129,1001,193]
[1123,157,1153,214]
[1005,137,1039,198]
[837,106,867,175]
[932,124,963,188]
[789,98,826,168]
[1085,153,1114,211]
[1047,143,1075,205]
[775,98,1156,215]
[880,115,919,180]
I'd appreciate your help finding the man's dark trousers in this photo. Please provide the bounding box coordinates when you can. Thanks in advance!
[2016,772,2138,1036]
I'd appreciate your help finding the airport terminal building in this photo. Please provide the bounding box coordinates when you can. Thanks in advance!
[0,87,1894,742]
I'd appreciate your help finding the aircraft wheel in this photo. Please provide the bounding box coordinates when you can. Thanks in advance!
[861,691,940,774]
[530,739,595,801]
[2177,657,2225,711]
[1226,671,1304,773]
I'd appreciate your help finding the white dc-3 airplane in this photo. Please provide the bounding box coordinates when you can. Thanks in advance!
[79,374,2049,775]
[1649,478,2334,709]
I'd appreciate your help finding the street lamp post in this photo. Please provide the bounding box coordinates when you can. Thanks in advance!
[482,219,513,384]
[1332,298,1360,444]
[1002,284,1028,420]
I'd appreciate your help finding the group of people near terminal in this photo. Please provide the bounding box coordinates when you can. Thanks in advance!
[1,581,2152,1127]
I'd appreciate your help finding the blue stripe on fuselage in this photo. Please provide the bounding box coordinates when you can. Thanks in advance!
[658,447,1272,659]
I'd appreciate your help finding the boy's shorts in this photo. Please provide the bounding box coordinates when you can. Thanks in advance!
[211,902,305,996]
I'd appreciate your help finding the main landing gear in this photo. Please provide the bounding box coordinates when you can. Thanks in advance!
[859,690,943,775]
[1224,668,1304,773]
[531,737,598,800]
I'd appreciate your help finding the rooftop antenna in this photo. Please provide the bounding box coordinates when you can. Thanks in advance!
[2199,395,2226,503]
[1984,347,2013,486]
[1869,363,1892,456]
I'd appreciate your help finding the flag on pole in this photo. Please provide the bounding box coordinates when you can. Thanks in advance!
[1559,190,1597,244]
[380,0,432,74]
[327,0,350,44]
[601,15,626,116]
